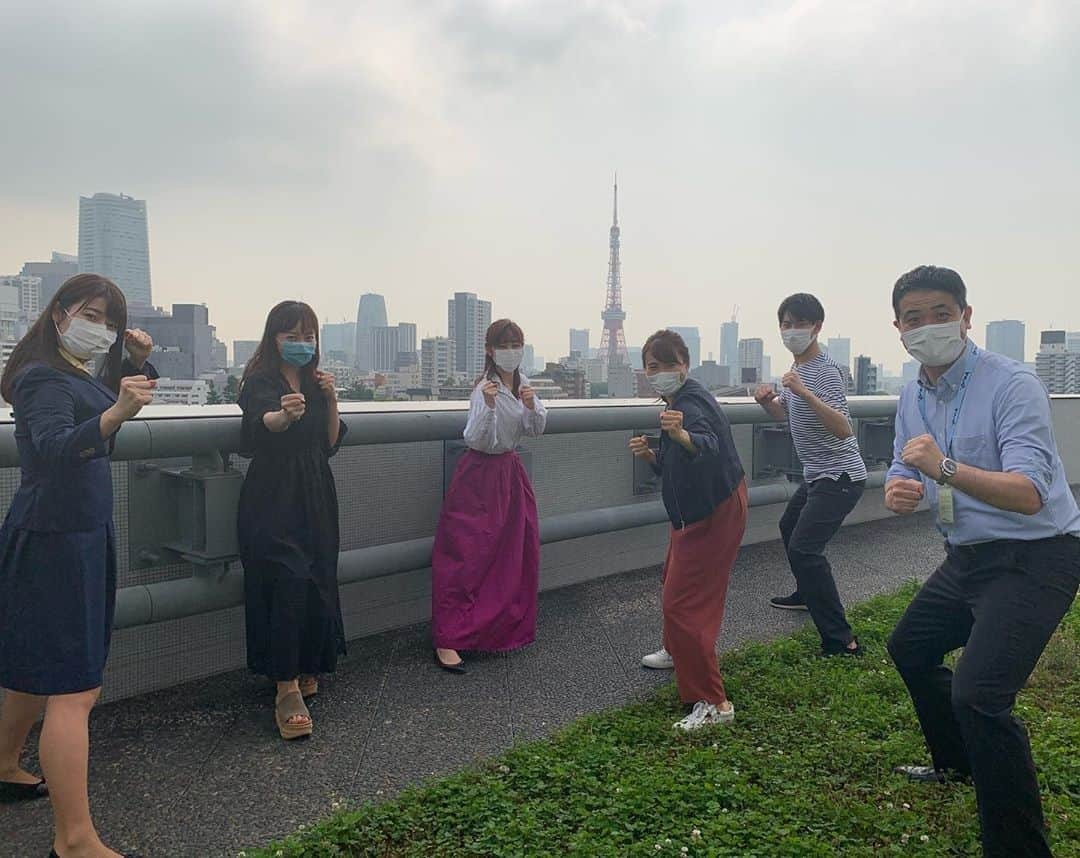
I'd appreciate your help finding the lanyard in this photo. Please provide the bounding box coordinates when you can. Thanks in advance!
[916,345,980,458]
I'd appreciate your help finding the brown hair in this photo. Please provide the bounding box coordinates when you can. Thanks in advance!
[478,318,525,398]
[241,301,321,390]
[641,329,690,368]
[1,273,129,402]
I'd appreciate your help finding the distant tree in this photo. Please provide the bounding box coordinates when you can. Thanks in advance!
[223,375,240,404]
[206,382,222,405]
[341,381,375,402]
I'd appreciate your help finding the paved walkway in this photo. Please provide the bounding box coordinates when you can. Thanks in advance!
[7,511,942,857]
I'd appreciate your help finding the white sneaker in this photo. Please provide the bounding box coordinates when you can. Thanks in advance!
[673,701,735,731]
[641,647,674,669]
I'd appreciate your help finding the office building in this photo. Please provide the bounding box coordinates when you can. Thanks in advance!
[738,338,764,383]
[1068,331,1080,353]
[321,321,356,365]
[545,362,587,399]
[523,344,537,374]
[0,285,21,342]
[1036,330,1079,394]
[720,321,739,373]
[825,338,851,373]
[20,252,78,307]
[855,355,878,395]
[902,360,920,384]
[130,303,216,379]
[372,323,418,373]
[608,362,636,398]
[78,192,152,306]
[690,360,730,390]
[0,275,42,323]
[421,337,456,389]
[669,326,701,369]
[570,329,590,357]
[448,292,492,380]
[233,340,259,368]
[985,320,1025,363]
[354,294,388,371]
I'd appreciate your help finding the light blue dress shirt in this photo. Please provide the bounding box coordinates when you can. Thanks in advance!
[887,339,1080,546]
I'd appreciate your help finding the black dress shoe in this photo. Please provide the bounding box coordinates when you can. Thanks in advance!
[0,778,48,802]
[434,650,467,674]
[820,637,864,658]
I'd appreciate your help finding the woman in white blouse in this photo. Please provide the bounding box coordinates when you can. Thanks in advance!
[430,319,547,672]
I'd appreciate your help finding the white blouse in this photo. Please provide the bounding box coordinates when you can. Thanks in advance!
[463,375,547,454]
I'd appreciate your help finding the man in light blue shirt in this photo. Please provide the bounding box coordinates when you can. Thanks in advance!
[884,265,1079,858]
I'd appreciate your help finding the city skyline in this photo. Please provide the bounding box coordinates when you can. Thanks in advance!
[3,4,1079,370]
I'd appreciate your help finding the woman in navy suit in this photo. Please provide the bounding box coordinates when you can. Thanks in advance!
[0,274,156,858]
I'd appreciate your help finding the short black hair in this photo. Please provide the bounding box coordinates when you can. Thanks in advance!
[892,266,967,317]
[642,329,690,367]
[777,293,824,326]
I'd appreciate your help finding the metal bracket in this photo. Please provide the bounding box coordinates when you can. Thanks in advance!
[753,423,803,480]
[858,417,896,466]
[632,430,662,495]
[128,451,243,569]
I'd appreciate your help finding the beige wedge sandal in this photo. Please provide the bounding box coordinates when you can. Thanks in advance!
[275,691,313,740]
[299,676,319,698]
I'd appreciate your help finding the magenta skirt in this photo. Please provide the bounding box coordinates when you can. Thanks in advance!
[431,449,539,651]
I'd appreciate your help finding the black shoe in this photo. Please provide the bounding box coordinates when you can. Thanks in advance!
[769,593,809,611]
[821,637,864,658]
[0,778,48,803]
[434,650,467,674]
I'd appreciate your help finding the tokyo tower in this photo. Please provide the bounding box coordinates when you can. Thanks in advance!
[598,176,629,366]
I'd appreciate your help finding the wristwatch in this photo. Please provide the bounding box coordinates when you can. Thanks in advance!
[937,457,958,485]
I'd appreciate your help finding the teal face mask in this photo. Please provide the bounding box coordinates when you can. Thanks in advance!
[281,341,316,367]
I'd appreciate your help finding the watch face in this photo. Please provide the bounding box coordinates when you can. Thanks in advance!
[942,458,958,476]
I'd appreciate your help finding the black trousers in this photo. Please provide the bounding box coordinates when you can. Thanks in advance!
[779,474,865,648]
[887,535,1080,858]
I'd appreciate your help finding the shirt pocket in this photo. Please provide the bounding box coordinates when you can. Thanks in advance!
[952,434,997,469]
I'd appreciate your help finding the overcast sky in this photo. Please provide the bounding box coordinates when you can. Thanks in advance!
[2,1,1077,371]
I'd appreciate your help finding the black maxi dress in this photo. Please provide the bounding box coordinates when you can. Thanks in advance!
[237,371,347,681]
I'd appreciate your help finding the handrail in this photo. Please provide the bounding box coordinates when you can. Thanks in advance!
[0,396,901,466]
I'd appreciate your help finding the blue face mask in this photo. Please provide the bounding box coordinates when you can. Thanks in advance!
[281,340,316,367]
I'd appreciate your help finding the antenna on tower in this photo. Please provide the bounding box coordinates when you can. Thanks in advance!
[731,305,740,323]
[613,173,618,226]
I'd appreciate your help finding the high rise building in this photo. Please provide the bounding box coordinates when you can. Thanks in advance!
[598,177,629,368]
[78,193,152,306]
[825,337,851,373]
[0,284,21,342]
[720,321,739,373]
[129,303,216,379]
[372,322,418,372]
[1036,330,1079,394]
[690,360,730,390]
[448,292,492,379]
[902,360,920,384]
[354,294,388,371]
[738,338,764,383]
[669,326,701,369]
[1067,331,1080,353]
[523,344,536,374]
[233,340,259,368]
[855,355,878,395]
[421,337,456,388]
[985,320,1025,363]
[20,252,78,307]
[570,329,590,357]
[0,275,42,323]
[321,321,356,365]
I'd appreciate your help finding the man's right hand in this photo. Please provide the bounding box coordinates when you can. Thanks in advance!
[754,384,778,406]
[628,435,657,464]
[885,478,925,515]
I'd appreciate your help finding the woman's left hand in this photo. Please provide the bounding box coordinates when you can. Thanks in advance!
[317,371,337,401]
[124,329,153,367]
[520,384,535,410]
[660,410,691,447]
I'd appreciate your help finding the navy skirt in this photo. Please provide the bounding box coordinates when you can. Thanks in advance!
[0,522,117,695]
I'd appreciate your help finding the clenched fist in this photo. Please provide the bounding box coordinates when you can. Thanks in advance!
[901,434,945,480]
[520,384,535,410]
[886,478,925,515]
[115,375,156,420]
[316,371,337,401]
[482,381,499,408]
[281,392,306,423]
[628,435,657,464]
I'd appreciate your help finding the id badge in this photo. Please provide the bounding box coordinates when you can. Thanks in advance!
[938,484,955,525]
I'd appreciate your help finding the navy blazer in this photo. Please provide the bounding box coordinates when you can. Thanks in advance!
[5,364,121,532]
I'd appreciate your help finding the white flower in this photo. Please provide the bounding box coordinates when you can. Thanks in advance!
[498,765,510,774]
[691,829,702,840]
[902,803,911,810]
[920,835,930,843]
[681,848,689,854]
[655,845,663,852]
[901,834,910,843]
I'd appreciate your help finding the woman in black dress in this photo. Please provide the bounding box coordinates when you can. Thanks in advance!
[238,301,346,740]
[0,274,156,858]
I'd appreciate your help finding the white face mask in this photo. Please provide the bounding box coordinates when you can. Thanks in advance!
[781,328,816,356]
[648,371,684,397]
[494,348,523,373]
[57,314,117,360]
[901,320,966,367]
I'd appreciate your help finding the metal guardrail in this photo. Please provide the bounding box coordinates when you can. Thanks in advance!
[0,396,902,467]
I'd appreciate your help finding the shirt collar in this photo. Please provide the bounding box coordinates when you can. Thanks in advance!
[918,338,975,396]
[58,346,92,374]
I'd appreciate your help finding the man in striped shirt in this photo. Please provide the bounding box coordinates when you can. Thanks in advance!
[755,293,867,656]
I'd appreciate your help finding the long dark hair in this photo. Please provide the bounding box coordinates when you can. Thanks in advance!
[1,273,128,402]
[241,301,320,391]
[477,318,525,398]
